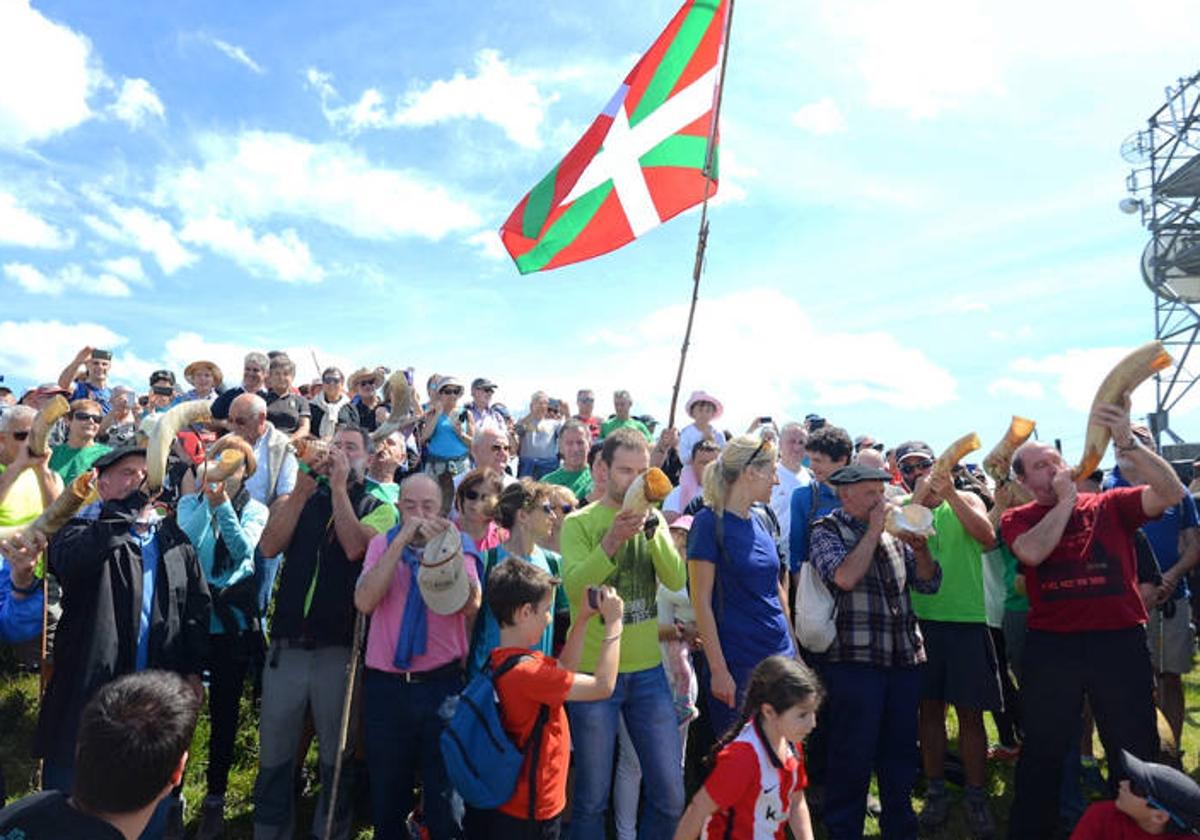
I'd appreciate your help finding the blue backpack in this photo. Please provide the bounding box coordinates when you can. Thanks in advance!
[440,652,550,815]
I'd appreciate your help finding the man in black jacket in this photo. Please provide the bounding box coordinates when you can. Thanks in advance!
[251,426,398,840]
[35,446,210,836]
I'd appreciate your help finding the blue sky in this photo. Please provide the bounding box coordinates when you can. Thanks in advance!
[2,0,1199,460]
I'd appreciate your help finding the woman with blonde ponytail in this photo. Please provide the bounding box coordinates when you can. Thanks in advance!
[689,436,796,736]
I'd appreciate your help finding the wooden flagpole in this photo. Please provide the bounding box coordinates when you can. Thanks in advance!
[666,0,736,429]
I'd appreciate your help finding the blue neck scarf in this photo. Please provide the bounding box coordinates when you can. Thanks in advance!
[392,524,428,670]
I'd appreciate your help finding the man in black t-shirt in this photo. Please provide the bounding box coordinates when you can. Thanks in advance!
[0,670,199,840]
[265,354,311,441]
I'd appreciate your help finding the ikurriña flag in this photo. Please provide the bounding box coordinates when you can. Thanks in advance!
[500,0,729,274]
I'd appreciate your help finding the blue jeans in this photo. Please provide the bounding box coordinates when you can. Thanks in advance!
[566,666,684,840]
[44,761,175,840]
[363,667,465,840]
[822,663,922,840]
[254,549,281,617]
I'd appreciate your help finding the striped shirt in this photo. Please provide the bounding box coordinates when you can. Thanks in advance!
[809,509,941,668]
[703,718,807,840]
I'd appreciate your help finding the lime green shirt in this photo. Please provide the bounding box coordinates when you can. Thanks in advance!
[600,417,652,442]
[561,502,686,673]
[542,467,593,501]
[910,499,986,623]
[365,478,399,505]
[49,443,111,484]
[0,465,43,527]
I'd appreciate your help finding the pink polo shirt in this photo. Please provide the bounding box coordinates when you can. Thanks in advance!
[361,532,479,674]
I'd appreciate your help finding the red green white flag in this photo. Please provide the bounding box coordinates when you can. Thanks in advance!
[500,0,729,274]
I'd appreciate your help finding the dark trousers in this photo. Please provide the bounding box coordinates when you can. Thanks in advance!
[205,632,257,797]
[822,662,922,840]
[988,627,1021,746]
[1007,626,1158,840]
[363,667,465,840]
[482,809,562,839]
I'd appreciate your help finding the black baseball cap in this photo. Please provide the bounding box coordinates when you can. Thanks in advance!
[828,465,893,485]
[1123,750,1200,832]
[471,377,497,390]
[894,441,934,463]
[149,369,176,386]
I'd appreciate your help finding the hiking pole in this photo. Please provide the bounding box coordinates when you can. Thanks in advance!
[324,609,366,840]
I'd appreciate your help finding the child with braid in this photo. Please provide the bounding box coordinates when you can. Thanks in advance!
[673,655,821,840]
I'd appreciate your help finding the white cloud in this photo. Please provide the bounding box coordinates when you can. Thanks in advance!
[547,287,959,425]
[465,230,508,262]
[108,77,165,129]
[1010,347,1178,417]
[0,190,73,249]
[0,319,126,386]
[154,130,482,242]
[791,97,847,135]
[3,262,131,297]
[204,37,264,74]
[986,378,1045,400]
[97,256,147,284]
[0,0,103,146]
[83,196,196,274]
[309,49,556,149]
[179,216,324,283]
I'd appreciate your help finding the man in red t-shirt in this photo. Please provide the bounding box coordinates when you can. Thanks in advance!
[1001,404,1185,840]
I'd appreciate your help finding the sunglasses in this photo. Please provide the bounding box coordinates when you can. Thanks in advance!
[359,381,378,389]
[73,411,102,423]
[477,386,496,394]
[323,376,342,384]
[560,503,576,514]
[578,396,594,402]
[491,444,511,454]
[856,442,885,452]
[11,430,29,441]
[541,502,555,514]
[899,459,934,474]
[441,388,463,396]
[463,490,495,502]
[746,439,768,468]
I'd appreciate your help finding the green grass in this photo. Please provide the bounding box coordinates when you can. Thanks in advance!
[6,667,1200,838]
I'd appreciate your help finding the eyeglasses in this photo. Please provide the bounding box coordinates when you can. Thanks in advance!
[11,430,29,441]
[359,381,377,389]
[491,443,510,453]
[323,376,342,384]
[73,411,102,423]
[899,459,934,475]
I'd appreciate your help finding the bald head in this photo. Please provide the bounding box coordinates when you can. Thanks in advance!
[399,473,441,528]
[854,448,887,470]
[229,393,268,443]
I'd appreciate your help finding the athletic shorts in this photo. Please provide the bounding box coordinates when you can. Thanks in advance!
[918,619,1003,711]
[1147,599,1195,676]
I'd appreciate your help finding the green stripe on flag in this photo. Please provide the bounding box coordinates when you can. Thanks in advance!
[628,0,718,127]
[516,182,615,274]
[639,133,713,171]
[522,164,560,239]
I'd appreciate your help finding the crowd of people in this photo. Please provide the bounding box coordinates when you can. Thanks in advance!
[1,345,1200,840]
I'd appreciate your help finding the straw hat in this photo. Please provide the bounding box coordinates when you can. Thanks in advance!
[348,368,384,391]
[184,360,224,388]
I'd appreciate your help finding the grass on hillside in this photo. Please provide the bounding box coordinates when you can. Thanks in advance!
[5,666,1200,838]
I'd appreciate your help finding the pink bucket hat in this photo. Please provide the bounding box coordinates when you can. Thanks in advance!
[685,390,723,420]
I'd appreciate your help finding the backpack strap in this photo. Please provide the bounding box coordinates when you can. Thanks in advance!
[490,652,551,823]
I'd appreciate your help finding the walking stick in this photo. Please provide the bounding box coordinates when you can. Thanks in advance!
[324,610,366,840]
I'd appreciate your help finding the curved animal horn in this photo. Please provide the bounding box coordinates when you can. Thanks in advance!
[146,400,213,491]
[931,432,981,483]
[1073,341,1173,480]
[27,395,70,457]
[983,416,1036,484]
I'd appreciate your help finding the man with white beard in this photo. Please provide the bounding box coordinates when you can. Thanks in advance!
[251,426,398,840]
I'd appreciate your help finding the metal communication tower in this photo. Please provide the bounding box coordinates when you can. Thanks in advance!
[1123,70,1200,444]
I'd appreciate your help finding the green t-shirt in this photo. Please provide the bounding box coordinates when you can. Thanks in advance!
[600,417,652,442]
[542,467,593,501]
[365,478,399,505]
[560,502,686,673]
[49,443,111,484]
[0,465,43,527]
[910,499,986,623]
[999,539,1029,613]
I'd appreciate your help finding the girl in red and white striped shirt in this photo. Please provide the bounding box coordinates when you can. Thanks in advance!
[674,656,822,840]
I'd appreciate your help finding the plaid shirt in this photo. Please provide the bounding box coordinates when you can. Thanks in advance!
[809,509,941,668]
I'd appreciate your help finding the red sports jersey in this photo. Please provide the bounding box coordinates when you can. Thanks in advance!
[702,719,807,840]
